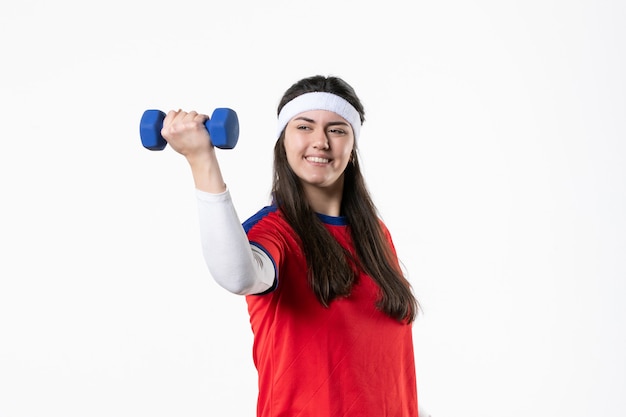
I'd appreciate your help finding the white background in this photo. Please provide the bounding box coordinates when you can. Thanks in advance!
[1,1,624,416]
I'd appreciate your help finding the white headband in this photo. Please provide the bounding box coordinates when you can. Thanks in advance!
[276,92,361,139]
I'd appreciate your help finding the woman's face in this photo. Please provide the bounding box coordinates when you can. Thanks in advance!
[283,109,355,193]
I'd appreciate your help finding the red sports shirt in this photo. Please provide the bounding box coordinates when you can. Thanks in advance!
[243,207,418,417]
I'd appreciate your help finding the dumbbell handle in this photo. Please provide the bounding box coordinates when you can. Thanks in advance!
[140,108,239,151]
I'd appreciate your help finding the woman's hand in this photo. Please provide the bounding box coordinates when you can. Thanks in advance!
[161,109,226,193]
[161,109,214,161]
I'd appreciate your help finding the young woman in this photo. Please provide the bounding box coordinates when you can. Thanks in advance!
[161,75,423,417]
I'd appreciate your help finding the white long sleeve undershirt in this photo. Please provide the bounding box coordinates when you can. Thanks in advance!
[195,189,275,295]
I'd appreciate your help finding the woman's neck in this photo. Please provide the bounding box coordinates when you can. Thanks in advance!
[302,182,344,217]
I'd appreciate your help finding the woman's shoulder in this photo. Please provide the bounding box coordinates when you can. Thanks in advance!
[242,205,281,232]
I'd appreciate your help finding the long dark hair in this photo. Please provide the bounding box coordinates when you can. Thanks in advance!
[272,75,418,323]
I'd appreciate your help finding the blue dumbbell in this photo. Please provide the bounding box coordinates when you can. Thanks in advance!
[140,108,239,151]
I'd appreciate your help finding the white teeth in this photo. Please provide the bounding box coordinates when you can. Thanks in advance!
[307,156,329,163]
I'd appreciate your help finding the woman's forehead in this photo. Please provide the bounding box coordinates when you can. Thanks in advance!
[290,110,349,123]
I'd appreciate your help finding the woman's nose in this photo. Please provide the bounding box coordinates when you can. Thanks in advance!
[313,130,329,150]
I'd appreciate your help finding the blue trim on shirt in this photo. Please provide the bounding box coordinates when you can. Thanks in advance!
[243,206,278,232]
[316,212,348,226]
[243,205,347,230]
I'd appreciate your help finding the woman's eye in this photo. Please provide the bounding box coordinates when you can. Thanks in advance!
[329,128,346,135]
[297,125,311,130]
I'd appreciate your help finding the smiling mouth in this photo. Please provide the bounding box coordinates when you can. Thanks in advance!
[306,156,330,164]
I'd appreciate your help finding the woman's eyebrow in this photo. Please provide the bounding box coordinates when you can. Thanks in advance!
[292,116,316,123]
[326,121,350,127]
